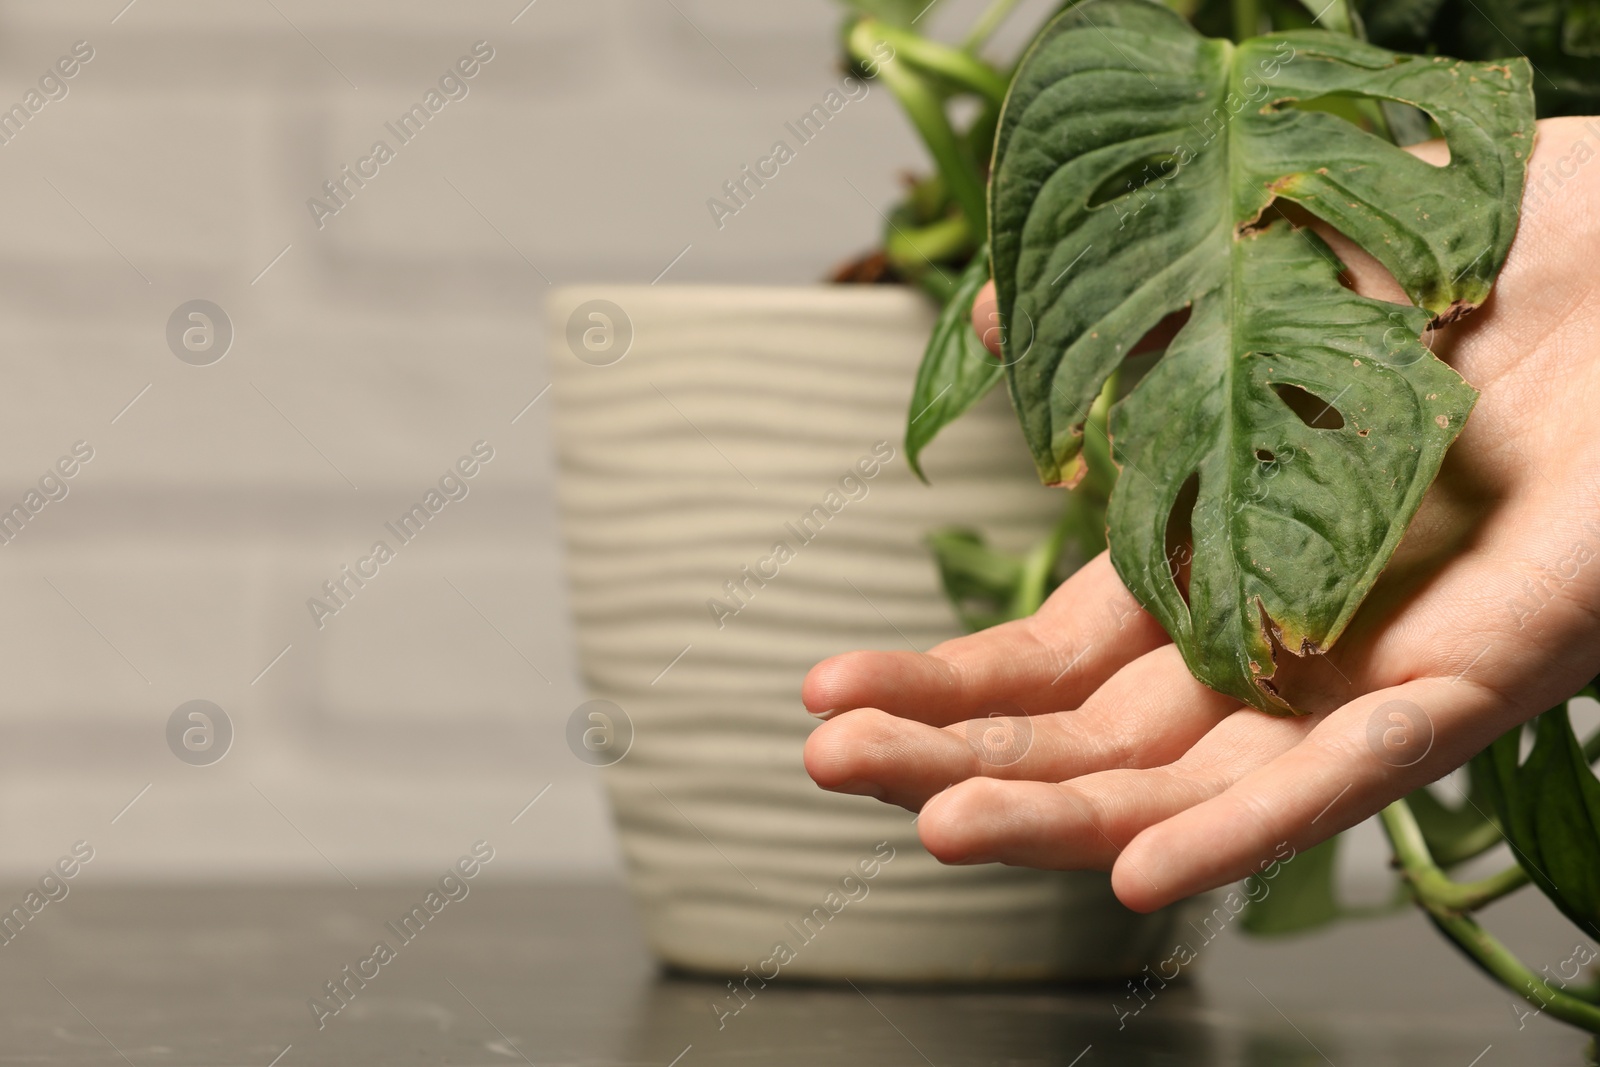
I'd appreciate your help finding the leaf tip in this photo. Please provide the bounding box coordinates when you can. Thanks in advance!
[1045,452,1089,490]
[1429,298,1481,328]
[906,447,931,486]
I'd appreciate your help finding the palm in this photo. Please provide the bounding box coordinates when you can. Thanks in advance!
[802,116,1600,911]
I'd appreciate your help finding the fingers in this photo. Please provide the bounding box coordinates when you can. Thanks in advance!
[918,775,1218,871]
[972,280,1001,355]
[1112,676,1509,912]
[914,699,1310,874]
[804,709,965,806]
[804,644,1237,810]
[802,552,1170,726]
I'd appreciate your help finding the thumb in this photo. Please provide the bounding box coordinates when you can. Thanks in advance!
[971,279,1002,357]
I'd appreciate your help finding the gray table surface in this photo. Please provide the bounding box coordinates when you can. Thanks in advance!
[0,880,1593,1066]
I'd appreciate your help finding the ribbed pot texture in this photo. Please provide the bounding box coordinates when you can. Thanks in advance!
[550,285,1194,981]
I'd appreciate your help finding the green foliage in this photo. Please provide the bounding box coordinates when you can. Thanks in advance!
[861,0,1598,1038]
[1473,688,1600,938]
[988,0,1533,712]
[839,12,1008,295]
[926,486,1107,630]
[926,528,1034,632]
[1404,778,1501,866]
[1359,0,1600,114]
[1239,836,1345,936]
[905,250,1004,482]
[920,369,1116,633]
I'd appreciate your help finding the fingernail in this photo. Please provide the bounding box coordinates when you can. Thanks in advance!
[836,778,885,800]
[809,707,845,720]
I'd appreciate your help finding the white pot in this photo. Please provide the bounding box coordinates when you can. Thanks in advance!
[550,285,1191,981]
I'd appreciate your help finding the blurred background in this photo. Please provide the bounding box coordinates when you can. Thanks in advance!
[0,0,995,883]
[0,0,1441,890]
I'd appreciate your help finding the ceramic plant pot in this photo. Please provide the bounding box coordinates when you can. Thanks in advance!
[550,285,1194,981]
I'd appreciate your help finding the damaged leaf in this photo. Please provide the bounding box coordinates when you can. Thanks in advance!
[989,0,1532,711]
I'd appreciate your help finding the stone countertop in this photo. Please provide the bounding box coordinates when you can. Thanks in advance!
[0,879,1591,1065]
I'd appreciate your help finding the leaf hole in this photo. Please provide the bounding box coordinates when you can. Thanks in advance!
[1273,382,1345,430]
[1254,448,1275,463]
[1164,472,1200,607]
[1267,202,1413,306]
[1087,153,1181,208]
[1131,304,1192,358]
[1274,96,1448,165]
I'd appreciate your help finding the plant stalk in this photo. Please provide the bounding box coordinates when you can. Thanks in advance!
[1428,862,1532,912]
[1010,374,1118,615]
[1011,501,1078,618]
[1430,819,1509,868]
[1381,800,1600,1033]
[1231,0,1261,41]
[849,20,990,237]
[885,213,973,272]
[861,21,1010,105]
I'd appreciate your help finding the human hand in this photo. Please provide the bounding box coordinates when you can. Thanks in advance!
[802,116,1600,912]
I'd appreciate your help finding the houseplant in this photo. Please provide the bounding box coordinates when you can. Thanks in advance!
[829,0,1600,1046]
[547,303,1194,977]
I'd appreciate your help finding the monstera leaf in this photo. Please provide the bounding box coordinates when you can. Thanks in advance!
[989,0,1533,711]
[1472,696,1600,937]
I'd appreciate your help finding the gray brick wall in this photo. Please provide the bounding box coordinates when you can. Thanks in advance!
[0,0,979,880]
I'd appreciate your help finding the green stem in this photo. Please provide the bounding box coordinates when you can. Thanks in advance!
[863,21,1010,105]
[1381,800,1524,911]
[1080,372,1119,503]
[1231,0,1261,40]
[849,20,989,237]
[1010,373,1119,616]
[1012,499,1080,618]
[1432,863,1532,912]
[1382,801,1600,1033]
[960,0,1026,52]
[884,213,973,271]
[912,270,960,305]
[1431,819,1511,868]
[1355,98,1397,142]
